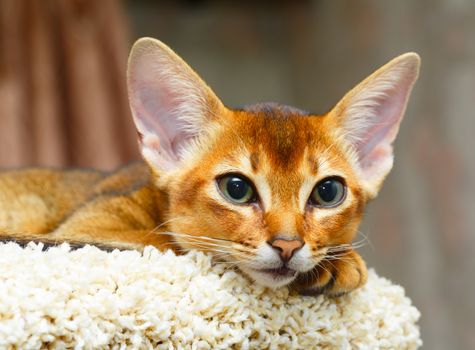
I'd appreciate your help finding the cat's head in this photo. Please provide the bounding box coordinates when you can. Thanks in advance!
[127,38,420,288]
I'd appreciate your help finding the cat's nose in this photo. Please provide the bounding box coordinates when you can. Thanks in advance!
[268,237,304,262]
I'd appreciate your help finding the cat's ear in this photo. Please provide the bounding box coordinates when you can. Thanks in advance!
[127,37,224,172]
[330,53,420,198]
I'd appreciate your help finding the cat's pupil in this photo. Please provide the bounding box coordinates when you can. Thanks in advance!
[317,180,339,202]
[217,174,255,204]
[227,177,249,200]
[309,177,345,207]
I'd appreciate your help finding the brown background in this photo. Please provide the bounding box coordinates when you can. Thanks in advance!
[1,1,474,349]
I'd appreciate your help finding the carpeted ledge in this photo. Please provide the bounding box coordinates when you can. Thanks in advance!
[0,242,422,349]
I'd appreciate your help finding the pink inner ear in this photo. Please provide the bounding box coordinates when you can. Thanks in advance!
[349,73,415,183]
[129,67,202,172]
[127,39,219,173]
[336,53,420,189]
[359,143,393,180]
[134,71,196,155]
[356,86,406,164]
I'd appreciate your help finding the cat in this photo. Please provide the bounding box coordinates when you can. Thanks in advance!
[0,38,420,296]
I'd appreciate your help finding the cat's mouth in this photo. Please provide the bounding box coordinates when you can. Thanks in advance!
[256,266,297,278]
[237,243,316,288]
[245,266,298,287]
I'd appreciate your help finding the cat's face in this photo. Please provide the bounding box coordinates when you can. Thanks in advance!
[127,38,420,288]
[163,105,366,287]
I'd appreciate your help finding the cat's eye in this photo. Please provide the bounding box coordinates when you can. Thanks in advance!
[309,177,346,208]
[217,174,256,204]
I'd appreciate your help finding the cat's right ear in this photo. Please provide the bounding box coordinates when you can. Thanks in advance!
[127,38,224,172]
[328,53,420,198]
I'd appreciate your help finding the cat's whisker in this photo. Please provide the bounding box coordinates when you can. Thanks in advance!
[355,230,374,250]
[176,240,255,262]
[168,235,253,254]
[181,240,246,256]
[173,245,248,267]
[148,228,257,265]
[211,248,251,261]
[313,268,321,285]
[314,261,333,285]
[154,216,190,230]
[323,258,338,272]
[311,253,327,265]
[322,249,359,266]
[325,247,351,254]
[304,267,317,287]
[164,232,256,258]
[325,238,368,253]
[324,255,354,263]
[142,216,193,240]
[325,251,354,259]
[325,251,357,261]
[164,231,248,247]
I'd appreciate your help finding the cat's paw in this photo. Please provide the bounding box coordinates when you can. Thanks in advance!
[291,250,367,297]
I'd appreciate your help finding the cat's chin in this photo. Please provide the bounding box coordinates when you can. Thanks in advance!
[240,266,298,288]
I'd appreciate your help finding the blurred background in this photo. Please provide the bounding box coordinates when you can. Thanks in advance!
[0,0,474,348]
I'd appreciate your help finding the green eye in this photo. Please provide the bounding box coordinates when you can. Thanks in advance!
[310,177,346,207]
[217,175,255,204]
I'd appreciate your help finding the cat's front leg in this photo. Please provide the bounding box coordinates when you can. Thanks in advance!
[291,250,367,297]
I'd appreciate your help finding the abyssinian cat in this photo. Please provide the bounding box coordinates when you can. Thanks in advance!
[0,38,420,296]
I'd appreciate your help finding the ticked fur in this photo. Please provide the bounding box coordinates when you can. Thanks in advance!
[0,38,420,295]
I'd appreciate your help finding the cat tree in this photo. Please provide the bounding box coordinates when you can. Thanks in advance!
[0,242,421,349]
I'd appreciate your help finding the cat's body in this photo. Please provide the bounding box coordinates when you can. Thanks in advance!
[0,162,169,249]
[0,38,420,296]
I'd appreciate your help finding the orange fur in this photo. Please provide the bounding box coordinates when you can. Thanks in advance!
[0,38,420,295]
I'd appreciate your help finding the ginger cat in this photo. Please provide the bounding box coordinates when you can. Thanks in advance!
[0,38,420,296]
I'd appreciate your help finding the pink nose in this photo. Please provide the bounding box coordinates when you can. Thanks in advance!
[269,238,304,262]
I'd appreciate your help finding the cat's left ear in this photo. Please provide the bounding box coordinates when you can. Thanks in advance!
[329,53,420,198]
[127,38,225,173]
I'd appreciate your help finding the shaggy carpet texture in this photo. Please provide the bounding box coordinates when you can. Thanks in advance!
[0,242,421,349]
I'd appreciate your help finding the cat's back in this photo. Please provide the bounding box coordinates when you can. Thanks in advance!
[0,162,152,235]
